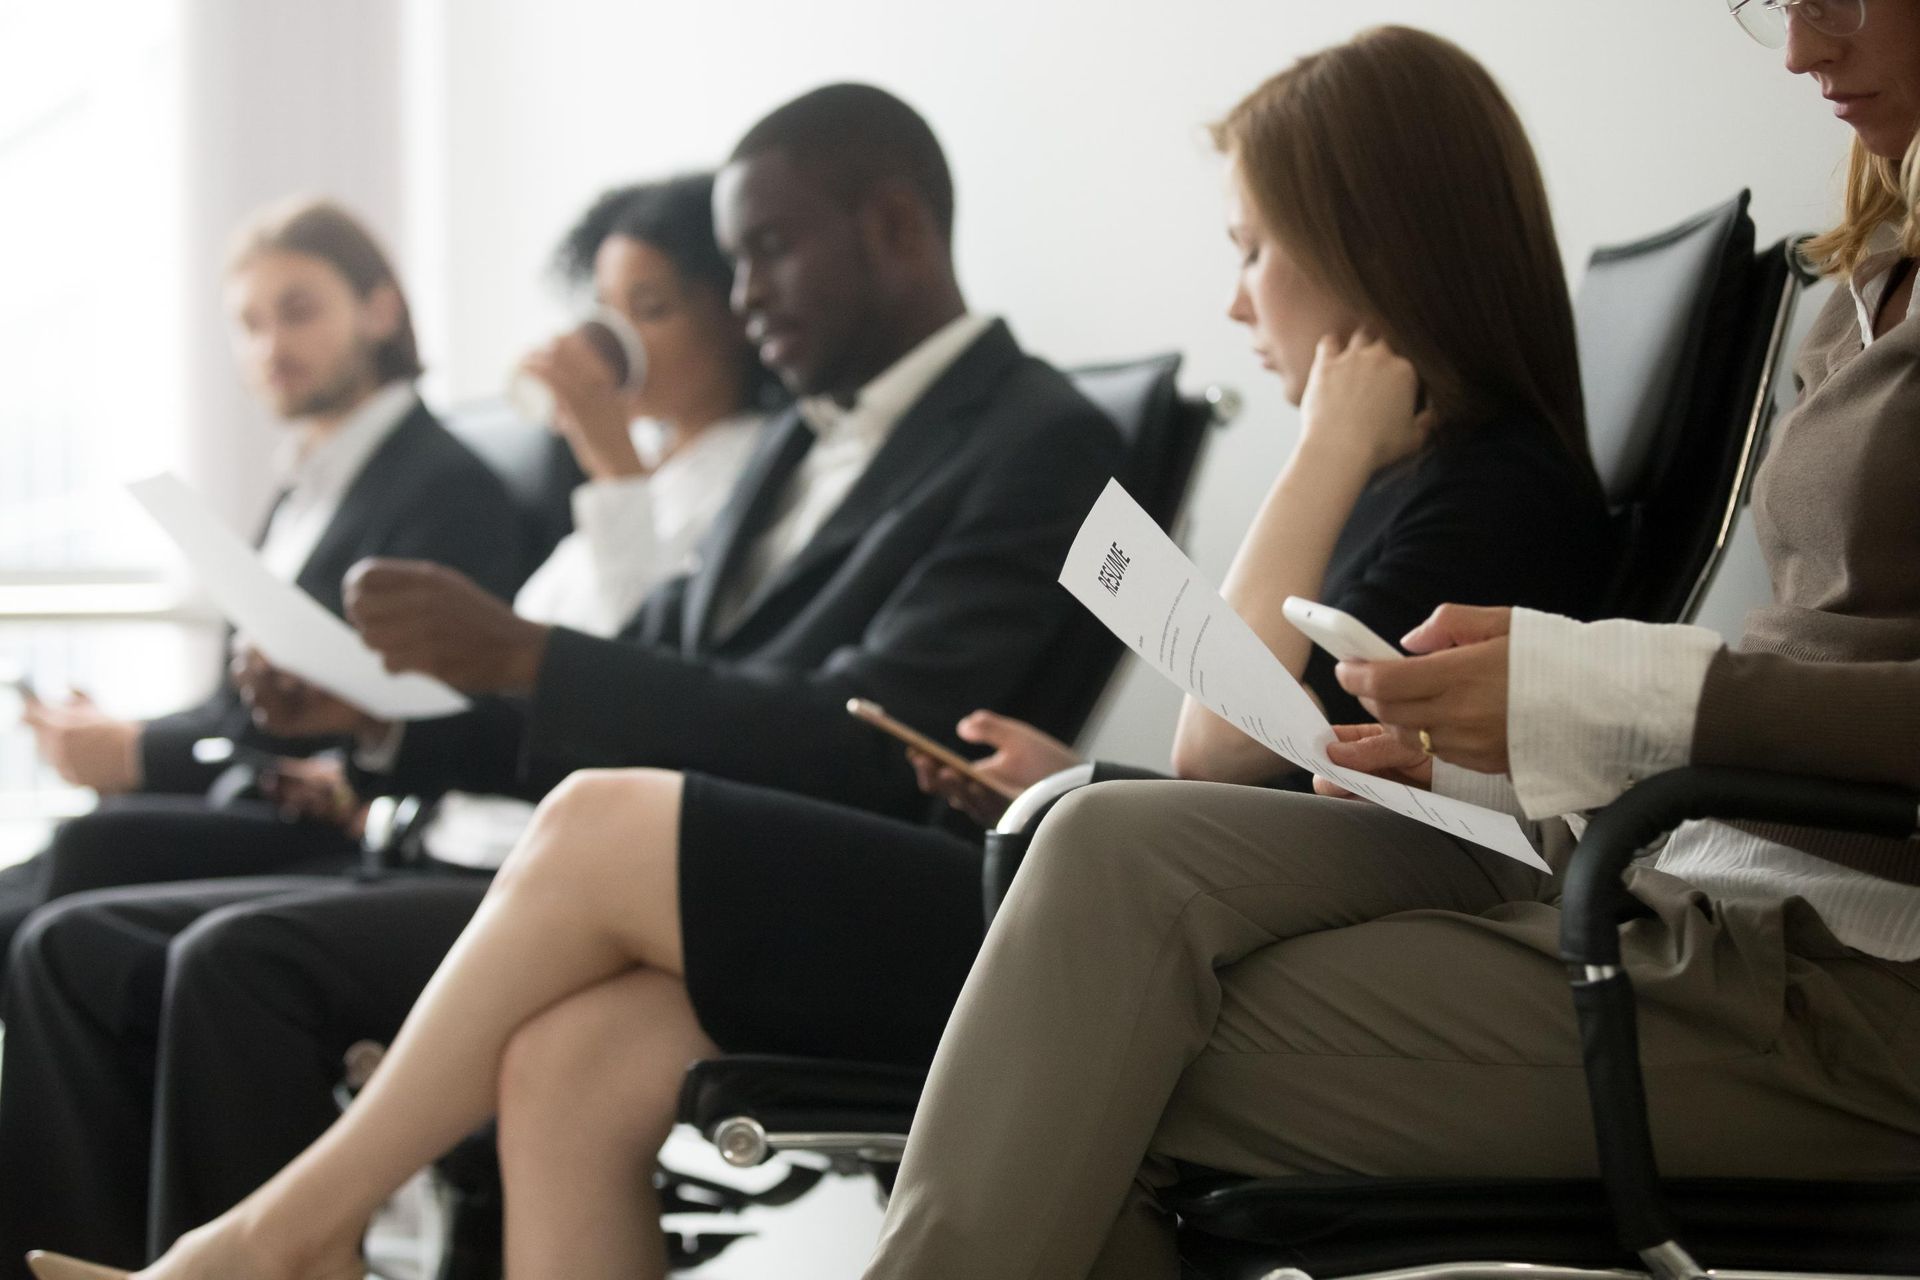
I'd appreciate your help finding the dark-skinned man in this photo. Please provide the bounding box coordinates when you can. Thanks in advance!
[0,84,1121,1272]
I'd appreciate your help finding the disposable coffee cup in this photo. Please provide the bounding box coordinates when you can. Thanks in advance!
[508,304,648,424]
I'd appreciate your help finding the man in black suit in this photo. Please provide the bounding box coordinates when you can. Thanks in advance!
[0,198,522,962]
[0,85,1120,1272]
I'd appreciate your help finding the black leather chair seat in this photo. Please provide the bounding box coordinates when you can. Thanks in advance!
[1167,1173,1920,1276]
[679,1055,926,1138]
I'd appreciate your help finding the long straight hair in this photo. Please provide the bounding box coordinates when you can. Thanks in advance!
[1804,134,1920,277]
[226,197,424,383]
[1212,26,1593,477]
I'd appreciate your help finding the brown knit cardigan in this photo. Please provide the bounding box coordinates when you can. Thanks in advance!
[1691,277,1920,884]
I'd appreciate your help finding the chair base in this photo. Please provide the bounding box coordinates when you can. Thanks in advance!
[1170,1173,1920,1279]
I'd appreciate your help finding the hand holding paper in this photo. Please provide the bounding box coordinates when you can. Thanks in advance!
[1316,723,1434,796]
[1335,604,1517,776]
[345,558,551,696]
[229,648,382,738]
[128,474,468,721]
[1057,480,1546,870]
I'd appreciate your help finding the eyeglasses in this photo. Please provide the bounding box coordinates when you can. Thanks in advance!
[1728,0,1867,47]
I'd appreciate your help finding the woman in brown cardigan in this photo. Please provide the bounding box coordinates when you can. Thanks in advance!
[848,7,1920,1279]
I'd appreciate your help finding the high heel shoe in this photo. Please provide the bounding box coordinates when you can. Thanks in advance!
[24,1252,131,1280]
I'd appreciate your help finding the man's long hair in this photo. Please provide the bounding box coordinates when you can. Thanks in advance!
[227,197,424,382]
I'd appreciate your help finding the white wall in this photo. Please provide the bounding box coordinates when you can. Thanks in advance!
[408,0,1853,770]
[177,0,408,530]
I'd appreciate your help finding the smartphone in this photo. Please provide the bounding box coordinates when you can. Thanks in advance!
[1282,597,1403,663]
[0,661,37,705]
[846,698,1022,800]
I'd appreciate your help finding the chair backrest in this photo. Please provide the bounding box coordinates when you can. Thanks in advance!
[440,399,586,586]
[1574,191,1802,622]
[998,353,1231,747]
[1684,246,1829,634]
[1071,352,1216,533]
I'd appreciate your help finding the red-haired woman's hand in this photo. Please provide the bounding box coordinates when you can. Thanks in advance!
[909,710,1080,826]
[1298,330,1432,475]
[1313,722,1433,798]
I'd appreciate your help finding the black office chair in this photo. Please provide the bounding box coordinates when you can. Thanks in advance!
[1008,353,1237,741]
[1573,191,1812,623]
[439,398,586,585]
[687,765,1920,1280]
[673,197,1826,1258]
[402,352,1237,1278]
[1167,767,1920,1280]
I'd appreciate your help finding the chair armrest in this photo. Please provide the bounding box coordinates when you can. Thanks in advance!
[993,763,1097,837]
[1558,766,1919,1270]
[984,765,1090,921]
[984,762,1173,921]
[993,760,1175,837]
[1560,765,1918,965]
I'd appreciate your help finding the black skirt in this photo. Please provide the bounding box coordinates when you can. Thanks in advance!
[677,771,985,1066]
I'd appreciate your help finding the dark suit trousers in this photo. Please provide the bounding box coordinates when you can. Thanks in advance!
[0,797,360,979]
[0,873,486,1275]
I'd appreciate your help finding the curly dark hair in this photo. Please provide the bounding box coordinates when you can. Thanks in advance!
[551,174,782,409]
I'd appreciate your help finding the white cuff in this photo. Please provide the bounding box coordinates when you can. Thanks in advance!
[1506,608,1721,820]
[570,472,654,536]
[1430,760,1527,819]
[354,722,406,774]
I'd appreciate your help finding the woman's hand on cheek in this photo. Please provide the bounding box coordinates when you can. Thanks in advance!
[1334,606,1514,775]
[1298,330,1432,475]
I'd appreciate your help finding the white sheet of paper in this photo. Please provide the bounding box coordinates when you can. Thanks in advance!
[1058,480,1547,870]
[128,474,469,721]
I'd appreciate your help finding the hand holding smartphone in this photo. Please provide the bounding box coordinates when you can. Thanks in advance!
[1281,597,1403,663]
[0,660,38,710]
[846,698,1022,800]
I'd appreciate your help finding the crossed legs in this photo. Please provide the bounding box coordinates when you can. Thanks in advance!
[131,767,716,1280]
[862,780,1920,1280]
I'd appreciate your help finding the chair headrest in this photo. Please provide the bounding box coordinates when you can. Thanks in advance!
[1576,191,1753,506]
[1068,352,1183,445]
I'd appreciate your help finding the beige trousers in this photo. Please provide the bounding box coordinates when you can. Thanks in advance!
[863,780,1920,1280]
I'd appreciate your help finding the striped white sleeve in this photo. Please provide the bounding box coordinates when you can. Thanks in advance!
[1430,760,1527,818]
[1506,609,1722,820]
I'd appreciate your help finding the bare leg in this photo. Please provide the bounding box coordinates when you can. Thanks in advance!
[496,969,717,1280]
[132,768,693,1280]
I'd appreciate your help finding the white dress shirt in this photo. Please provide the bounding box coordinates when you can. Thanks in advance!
[708,313,996,636]
[1845,224,1920,342]
[412,413,765,870]
[513,412,765,634]
[257,381,417,582]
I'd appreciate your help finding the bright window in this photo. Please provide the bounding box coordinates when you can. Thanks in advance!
[0,3,199,858]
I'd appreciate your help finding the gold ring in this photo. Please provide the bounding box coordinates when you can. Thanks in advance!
[1418,729,1434,757]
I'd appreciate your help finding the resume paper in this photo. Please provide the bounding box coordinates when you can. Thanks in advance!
[1058,480,1546,869]
[128,474,468,721]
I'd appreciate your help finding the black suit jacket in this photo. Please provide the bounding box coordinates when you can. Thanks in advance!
[140,400,527,794]
[378,321,1122,820]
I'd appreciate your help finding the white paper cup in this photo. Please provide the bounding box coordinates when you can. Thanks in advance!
[508,304,648,423]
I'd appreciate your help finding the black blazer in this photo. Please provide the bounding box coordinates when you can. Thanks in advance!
[140,399,527,794]
[379,321,1122,820]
